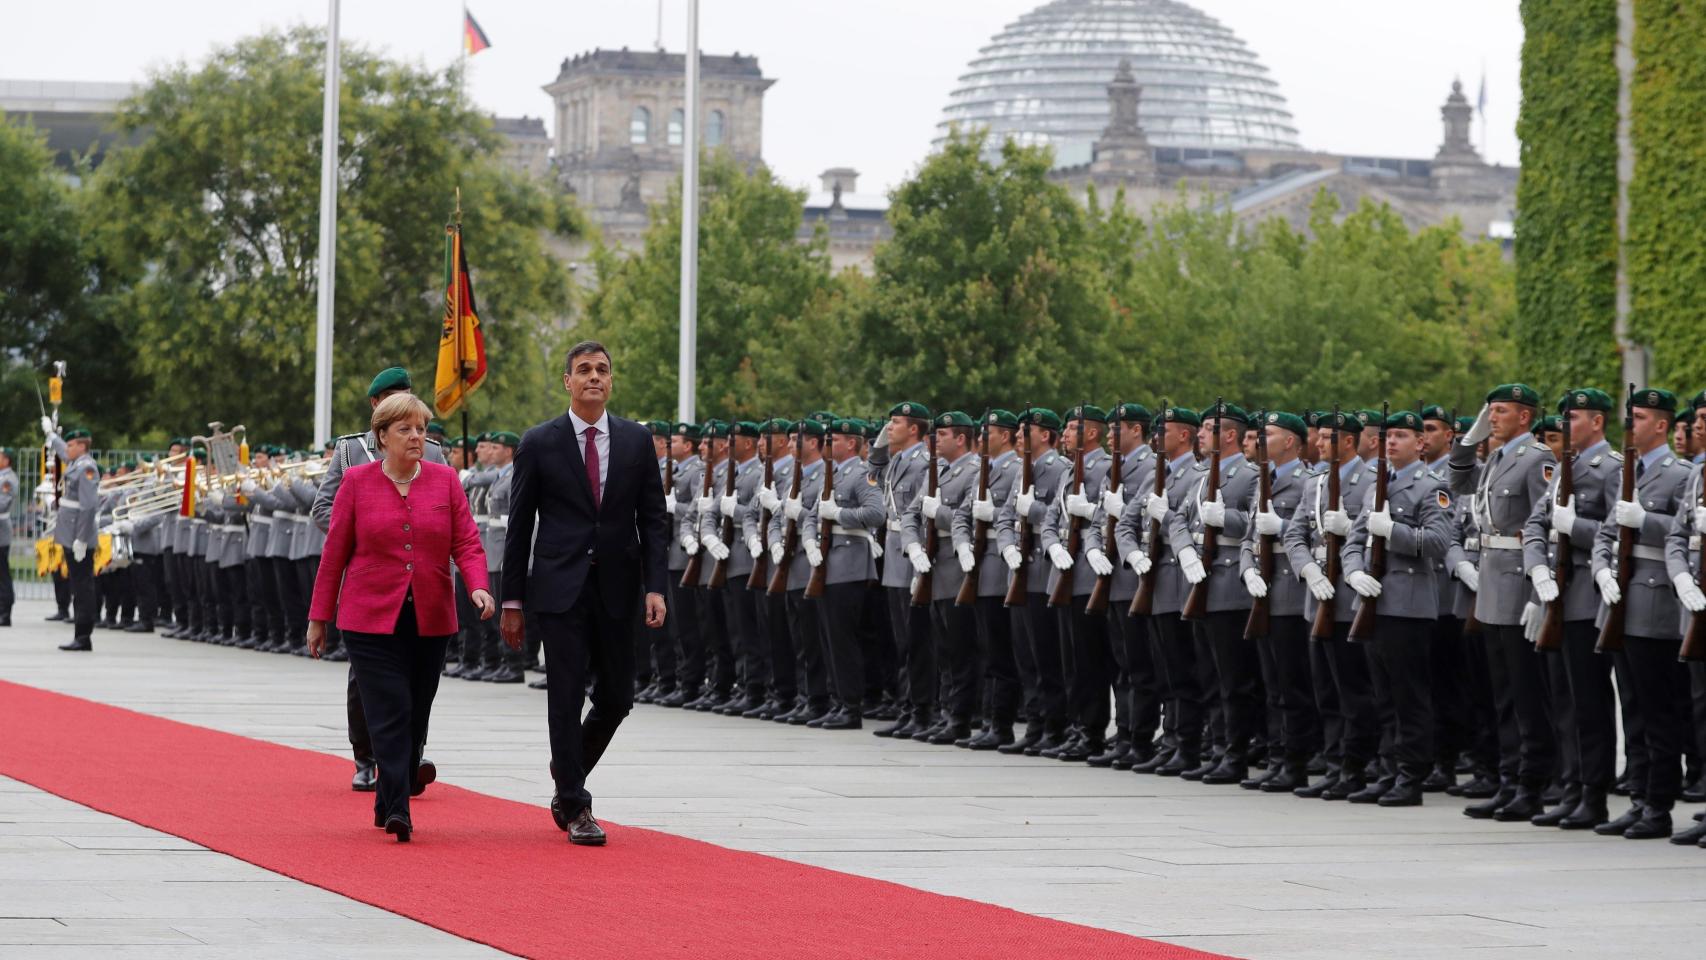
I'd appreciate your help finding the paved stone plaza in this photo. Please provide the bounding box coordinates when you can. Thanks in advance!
[4,595,1704,959]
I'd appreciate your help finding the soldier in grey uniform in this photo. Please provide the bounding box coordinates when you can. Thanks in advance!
[1588,388,1694,839]
[701,421,767,714]
[230,449,280,649]
[995,407,1071,754]
[743,418,796,718]
[1341,410,1452,806]
[868,402,935,737]
[0,446,16,626]
[635,421,676,702]
[686,421,736,709]
[898,410,981,744]
[116,468,170,633]
[767,419,832,723]
[1236,411,1315,793]
[474,432,522,683]
[1446,416,1500,798]
[42,425,101,651]
[1420,406,1473,791]
[1039,404,1113,761]
[1663,449,1706,848]
[1115,405,1202,774]
[1521,388,1621,829]
[1449,383,1557,823]
[209,480,250,644]
[1168,403,1260,785]
[283,447,333,658]
[799,418,886,729]
[950,409,1024,749]
[657,422,703,707]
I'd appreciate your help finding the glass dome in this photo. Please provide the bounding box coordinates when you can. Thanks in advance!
[937,0,1301,162]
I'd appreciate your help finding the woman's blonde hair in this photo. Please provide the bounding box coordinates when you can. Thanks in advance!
[371,392,433,449]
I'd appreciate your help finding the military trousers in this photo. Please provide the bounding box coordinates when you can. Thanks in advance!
[1318,622,1380,775]
[785,589,829,708]
[723,579,766,698]
[815,582,866,712]
[1113,609,1160,749]
[1256,615,1318,767]
[1427,615,1474,772]
[67,550,97,642]
[1195,610,1261,762]
[929,597,978,723]
[1483,623,1555,790]
[1062,602,1113,741]
[1364,616,1435,783]
[1018,593,1068,732]
[1557,619,1617,792]
[1148,611,1203,759]
[1620,634,1693,810]
[886,587,934,718]
[760,590,794,703]
[667,572,703,693]
[974,596,1020,726]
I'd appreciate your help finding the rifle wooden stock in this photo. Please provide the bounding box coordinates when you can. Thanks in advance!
[1596,386,1637,654]
[1347,404,1388,642]
[1004,413,1035,608]
[1048,414,1088,608]
[956,418,992,607]
[767,429,805,596]
[911,430,939,607]
[1181,401,1224,622]
[748,431,775,590]
[804,450,835,599]
[1309,410,1342,640]
[1129,408,1168,618]
[1244,424,1273,640]
[1534,411,1573,653]
[1086,414,1122,615]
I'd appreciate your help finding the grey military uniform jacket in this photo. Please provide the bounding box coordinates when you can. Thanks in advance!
[1663,463,1705,634]
[481,463,513,574]
[1040,448,1111,598]
[1237,459,1308,619]
[742,454,789,572]
[48,441,101,550]
[1342,461,1451,621]
[871,440,931,590]
[995,448,1070,595]
[1167,453,1258,614]
[698,455,763,580]
[768,459,825,592]
[900,451,978,602]
[801,456,885,585]
[1443,466,1481,622]
[1590,447,1693,641]
[1520,440,1618,623]
[0,467,18,549]
[246,484,295,560]
[1283,458,1374,625]
[1114,451,1197,615]
[128,482,169,554]
[1449,435,1556,626]
[282,478,324,559]
[1086,445,1155,605]
[950,450,1020,599]
[668,455,703,572]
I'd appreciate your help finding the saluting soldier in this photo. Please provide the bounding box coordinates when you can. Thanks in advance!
[767,419,833,724]
[995,408,1071,755]
[950,409,1024,750]
[657,422,703,707]
[41,425,101,651]
[1663,437,1706,847]
[1039,404,1114,761]
[1446,415,1500,799]
[869,402,936,738]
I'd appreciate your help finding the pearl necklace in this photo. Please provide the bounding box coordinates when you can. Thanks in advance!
[383,462,421,485]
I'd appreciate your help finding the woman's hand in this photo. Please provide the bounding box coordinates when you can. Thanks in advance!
[306,621,327,659]
[471,589,497,621]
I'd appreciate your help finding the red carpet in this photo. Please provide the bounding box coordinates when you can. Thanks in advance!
[0,679,1234,960]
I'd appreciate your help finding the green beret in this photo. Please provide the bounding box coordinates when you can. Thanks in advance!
[731,420,762,438]
[702,419,730,439]
[806,410,837,424]
[830,417,863,436]
[1355,408,1382,428]
[1532,415,1562,435]
[934,410,975,429]
[450,436,474,451]
[983,409,1020,430]
[1020,407,1063,432]
[797,419,828,437]
[1318,411,1363,434]
[1109,402,1152,424]
[864,421,882,440]
[1485,383,1540,407]
[1630,387,1678,415]
[1263,411,1308,440]
[672,422,701,441]
[1455,416,1476,434]
[120,460,138,471]
[1688,389,1706,412]
[1386,410,1425,432]
[426,420,446,436]
[63,427,91,441]
[1063,403,1108,423]
[1202,402,1251,427]
[646,419,672,436]
[367,366,411,397]
[1156,405,1202,428]
[887,401,932,421]
[762,418,794,434]
[494,431,520,448]
[170,436,190,448]
[0,447,12,459]
[1558,387,1613,413]
[1420,404,1451,424]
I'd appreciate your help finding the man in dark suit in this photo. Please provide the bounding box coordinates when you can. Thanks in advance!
[501,340,670,846]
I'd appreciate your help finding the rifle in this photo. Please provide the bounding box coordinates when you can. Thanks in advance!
[1597,383,1638,654]
[955,409,992,607]
[748,425,774,590]
[708,424,741,588]
[1049,408,1089,608]
[1130,399,1168,617]
[1309,404,1343,640]
[804,434,835,599]
[1003,406,1034,608]
[679,437,714,588]
[767,426,805,596]
[1534,402,1574,653]
[1347,402,1390,641]
[1086,405,1122,615]
[1462,421,1487,638]
[1681,459,1706,662]
[911,426,939,606]
[1181,398,1224,621]
[1244,417,1273,639]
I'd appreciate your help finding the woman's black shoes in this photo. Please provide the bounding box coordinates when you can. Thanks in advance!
[384,814,412,843]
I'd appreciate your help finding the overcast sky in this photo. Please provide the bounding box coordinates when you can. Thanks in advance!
[15,0,1522,194]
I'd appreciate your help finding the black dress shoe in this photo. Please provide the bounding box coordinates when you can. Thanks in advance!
[1132,749,1172,774]
[1455,774,1500,799]
[325,646,349,662]
[485,665,525,684]
[1086,741,1131,768]
[1594,804,1645,836]
[351,759,377,792]
[1026,733,1066,757]
[999,727,1042,755]
[872,717,909,738]
[1559,792,1610,830]
[568,807,606,846]
[1540,783,1566,806]
[806,707,841,729]
[384,814,412,843]
[1464,786,1516,819]
[1667,818,1706,846]
[58,638,92,651]
[45,611,69,622]
[927,723,970,746]
[1531,789,1581,827]
[742,699,775,719]
[1623,808,1672,839]
[1180,758,1219,781]
[821,709,863,731]
[1057,738,1101,762]
[1347,779,1393,804]
[1114,747,1148,771]
[1422,767,1456,793]
[1154,753,1197,777]
[968,726,1014,751]
[1293,776,1335,799]
[1491,789,1542,822]
[1241,767,1278,790]
[1260,768,1305,793]
[551,793,570,831]
[1321,777,1364,801]
[911,719,946,743]
[412,759,437,797]
[1377,783,1424,807]
[1201,759,1248,786]
[790,704,829,726]
[527,676,549,690]
[124,621,154,633]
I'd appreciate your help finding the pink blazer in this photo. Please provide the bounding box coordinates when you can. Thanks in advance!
[309,460,489,635]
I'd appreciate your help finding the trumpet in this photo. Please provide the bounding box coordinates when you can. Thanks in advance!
[99,452,188,491]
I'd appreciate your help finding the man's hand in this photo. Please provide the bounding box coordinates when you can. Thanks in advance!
[1322,508,1352,537]
[1673,573,1706,613]
[1455,560,1480,592]
[680,534,699,556]
[500,608,526,650]
[1085,547,1113,577]
[1254,508,1283,537]
[1015,488,1035,519]
[1100,488,1125,519]
[1550,495,1575,537]
[645,592,667,628]
[1145,493,1168,523]
[1302,562,1334,602]
[702,535,730,561]
[921,494,941,521]
[818,499,842,523]
[665,497,677,516]
[770,541,785,566]
[1047,543,1074,571]
[1178,547,1206,584]
[1002,545,1023,571]
[72,539,87,562]
[1066,492,1095,520]
[1200,497,1225,529]
[1595,567,1622,606]
[784,496,804,521]
[41,416,56,438]
[1461,404,1493,446]
[1347,571,1382,598]
[1614,498,1646,530]
[906,543,931,574]
[695,495,712,515]
[719,494,738,517]
[746,534,763,559]
[1242,568,1268,599]
[1520,601,1541,642]
[956,543,976,573]
[803,540,823,567]
[1126,549,1151,576]
[1367,507,1394,540]
[972,497,995,522]
[758,485,782,512]
[1529,566,1559,604]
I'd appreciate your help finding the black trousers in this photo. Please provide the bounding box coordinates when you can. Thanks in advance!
[668,574,703,692]
[52,568,70,615]
[1428,616,1473,770]
[649,578,679,690]
[1613,650,1648,793]
[67,550,97,642]
[1365,616,1435,783]
[1557,619,1616,791]
[695,585,735,695]
[1484,623,1555,790]
[167,551,188,626]
[723,579,766,697]
[275,556,306,645]
[1621,633,1693,810]
[975,596,1021,725]
[887,587,934,717]
[786,589,829,706]
[1461,625,1500,773]
[930,597,978,722]
[1009,598,1042,725]
[1114,609,1160,748]
[538,568,636,817]
[1195,610,1261,762]
[760,591,793,701]
[815,581,866,711]
[1319,622,1380,773]
[1257,615,1319,767]
[197,560,217,632]
[246,558,275,640]
[1020,593,1068,731]
[342,599,449,823]
[1309,625,1343,769]
[1063,603,1113,740]
[1149,612,1203,758]
[132,556,160,625]
[860,582,892,704]
[1540,643,1579,790]
[0,554,14,617]
[219,563,249,637]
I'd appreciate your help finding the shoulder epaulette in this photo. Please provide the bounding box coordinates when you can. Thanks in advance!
[1609,450,1625,462]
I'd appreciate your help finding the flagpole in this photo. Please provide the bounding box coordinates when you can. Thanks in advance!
[677,0,700,424]
[312,0,341,448]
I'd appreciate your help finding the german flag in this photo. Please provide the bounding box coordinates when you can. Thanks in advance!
[433,222,488,418]
[179,456,196,518]
[463,10,492,57]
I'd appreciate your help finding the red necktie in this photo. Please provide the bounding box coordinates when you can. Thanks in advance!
[584,425,601,508]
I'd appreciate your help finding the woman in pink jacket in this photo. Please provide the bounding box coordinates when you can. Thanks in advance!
[308,392,495,841]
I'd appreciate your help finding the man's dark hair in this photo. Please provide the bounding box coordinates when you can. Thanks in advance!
[565,340,611,371]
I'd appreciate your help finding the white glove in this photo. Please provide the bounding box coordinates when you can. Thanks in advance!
[665,498,677,516]
[746,534,763,559]
[695,496,712,515]
[803,540,823,567]
[1614,498,1646,530]
[240,479,259,496]
[114,520,134,535]
[1529,566,1559,604]
[1254,508,1284,536]
[41,415,57,437]
[972,497,995,522]
[1086,548,1113,576]
[719,494,738,517]
[770,541,785,566]
[1347,571,1382,598]
[702,535,729,561]
[458,467,472,484]
[681,534,699,556]
[1179,546,1206,584]
[72,539,87,562]
[1696,506,1706,534]
[1242,568,1268,599]
[1674,572,1706,613]
[957,543,976,573]
[818,499,842,522]
[1595,567,1621,606]
[1015,487,1035,520]
[1460,403,1493,446]
[1367,506,1394,539]
[1125,550,1152,576]
[1200,497,1226,529]
[1145,493,1168,522]
[1302,562,1334,602]
[1455,560,1480,592]
[784,497,804,521]
[921,494,941,521]
[1066,492,1095,520]
[491,515,508,530]
[1002,545,1024,571]
[1550,496,1576,538]
[1048,543,1074,571]
[1520,601,1542,642]
[1100,488,1125,519]
[906,543,932,574]
[758,485,781,512]
[1323,508,1352,536]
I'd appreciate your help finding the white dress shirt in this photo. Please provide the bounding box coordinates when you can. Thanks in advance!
[569,408,611,495]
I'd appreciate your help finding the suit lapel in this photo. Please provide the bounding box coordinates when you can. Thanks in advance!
[557,413,595,508]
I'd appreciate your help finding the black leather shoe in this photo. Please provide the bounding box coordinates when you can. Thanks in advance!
[1132,749,1173,774]
[927,723,970,746]
[1531,789,1581,827]
[351,759,377,792]
[45,611,69,622]
[1181,758,1219,781]
[58,638,92,651]
[1347,779,1393,804]
[1241,767,1278,791]
[411,759,437,797]
[568,807,606,846]
[1540,782,1566,806]
[1057,738,1101,762]
[1114,746,1149,771]
[790,704,829,726]
[1667,817,1706,846]
[968,726,1014,751]
[1491,789,1542,822]
[1154,753,1197,777]
[1422,766,1456,793]
[1623,808,1672,840]
[124,621,154,633]
[821,709,863,731]
[1293,776,1335,799]
[742,699,775,720]
[484,665,525,684]
[1026,733,1066,758]
[1086,740,1131,768]
[806,707,841,729]
[325,645,349,662]
[551,793,569,831]
[872,718,908,738]
[1559,791,1610,830]
[999,726,1042,755]
[1594,804,1645,836]
[384,814,412,843]
[1455,774,1500,799]
[1260,768,1305,793]
[1201,760,1248,786]
[1464,786,1516,819]
[1377,783,1424,807]
[1321,777,1364,801]
[911,719,946,743]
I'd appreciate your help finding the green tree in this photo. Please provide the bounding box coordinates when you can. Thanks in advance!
[85,27,583,446]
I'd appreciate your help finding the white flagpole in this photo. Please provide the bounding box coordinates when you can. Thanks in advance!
[676,0,700,424]
[312,0,341,447]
